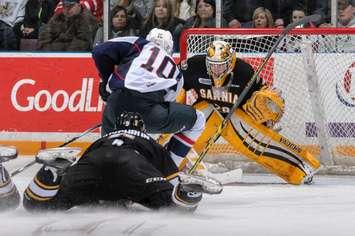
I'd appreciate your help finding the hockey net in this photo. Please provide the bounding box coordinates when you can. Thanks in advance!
[180,28,355,174]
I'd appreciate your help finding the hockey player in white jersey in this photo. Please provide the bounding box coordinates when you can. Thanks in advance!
[92,28,205,171]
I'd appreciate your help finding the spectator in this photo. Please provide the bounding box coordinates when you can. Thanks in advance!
[319,0,354,52]
[223,0,261,27]
[93,5,139,46]
[336,0,354,52]
[132,0,154,20]
[110,0,153,20]
[234,7,277,53]
[263,0,293,26]
[0,0,28,50]
[338,0,354,27]
[319,0,354,27]
[291,7,306,24]
[140,0,185,52]
[13,0,55,40]
[184,0,227,28]
[111,0,144,30]
[55,0,103,22]
[274,18,285,28]
[298,0,331,25]
[174,0,196,21]
[38,0,98,51]
[278,7,308,53]
[252,7,274,28]
[223,0,326,28]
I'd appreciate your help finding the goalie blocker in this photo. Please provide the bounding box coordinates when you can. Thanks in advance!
[193,101,320,185]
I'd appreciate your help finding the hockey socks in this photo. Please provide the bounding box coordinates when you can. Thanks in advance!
[167,110,205,168]
[24,166,62,203]
[0,165,20,210]
[24,147,79,203]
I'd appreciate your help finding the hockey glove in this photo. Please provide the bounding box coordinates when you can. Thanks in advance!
[243,86,285,127]
[99,82,110,102]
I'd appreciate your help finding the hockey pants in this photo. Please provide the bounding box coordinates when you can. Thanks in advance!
[23,146,176,211]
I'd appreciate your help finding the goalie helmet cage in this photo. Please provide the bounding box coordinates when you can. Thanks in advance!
[180,28,355,175]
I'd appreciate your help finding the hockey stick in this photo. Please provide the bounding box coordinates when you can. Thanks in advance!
[188,14,321,175]
[10,123,102,177]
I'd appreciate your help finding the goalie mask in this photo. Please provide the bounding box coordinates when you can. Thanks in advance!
[115,111,146,132]
[206,40,236,87]
[146,28,174,55]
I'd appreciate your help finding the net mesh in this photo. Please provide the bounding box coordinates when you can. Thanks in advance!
[180,28,355,168]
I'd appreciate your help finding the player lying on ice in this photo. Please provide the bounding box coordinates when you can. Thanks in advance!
[16,112,222,212]
[167,40,321,185]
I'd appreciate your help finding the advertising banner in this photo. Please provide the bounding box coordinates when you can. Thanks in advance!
[0,54,103,133]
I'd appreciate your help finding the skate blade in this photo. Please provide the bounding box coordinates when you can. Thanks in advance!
[206,168,243,185]
[0,146,18,162]
[178,172,223,194]
[36,147,81,163]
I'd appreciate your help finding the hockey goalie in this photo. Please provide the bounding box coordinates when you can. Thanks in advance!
[174,40,320,185]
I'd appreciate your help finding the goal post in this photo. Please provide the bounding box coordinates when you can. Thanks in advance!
[179,28,355,174]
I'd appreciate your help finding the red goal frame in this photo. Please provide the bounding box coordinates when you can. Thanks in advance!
[179,28,355,61]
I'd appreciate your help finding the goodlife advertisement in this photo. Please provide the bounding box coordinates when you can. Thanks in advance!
[0,54,103,134]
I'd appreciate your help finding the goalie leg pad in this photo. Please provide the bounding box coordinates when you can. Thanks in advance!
[191,102,317,184]
[192,106,318,185]
[225,109,320,185]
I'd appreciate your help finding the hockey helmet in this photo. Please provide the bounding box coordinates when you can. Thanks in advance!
[206,40,236,87]
[115,111,146,132]
[146,28,174,55]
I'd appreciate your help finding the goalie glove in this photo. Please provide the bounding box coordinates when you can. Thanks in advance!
[243,86,285,127]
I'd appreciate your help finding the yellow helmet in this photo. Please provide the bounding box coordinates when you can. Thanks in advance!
[206,40,236,87]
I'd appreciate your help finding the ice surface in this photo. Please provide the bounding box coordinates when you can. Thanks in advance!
[1,158,355,236]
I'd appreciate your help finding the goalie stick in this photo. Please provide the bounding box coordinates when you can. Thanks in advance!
[188,14,322,175]
[10,123,102,177]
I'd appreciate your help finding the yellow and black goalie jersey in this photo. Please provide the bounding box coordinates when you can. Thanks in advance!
[181,54,263,115]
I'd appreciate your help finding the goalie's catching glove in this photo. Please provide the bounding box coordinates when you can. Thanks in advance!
[243,86,285,127]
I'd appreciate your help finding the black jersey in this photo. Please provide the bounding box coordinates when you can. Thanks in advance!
[82,129,178,176]
[182,54,263,115]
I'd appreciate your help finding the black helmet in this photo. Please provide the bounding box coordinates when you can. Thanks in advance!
[115,111,146,132]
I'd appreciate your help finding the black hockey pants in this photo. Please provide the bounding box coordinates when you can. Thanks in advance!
[23,146,174,211]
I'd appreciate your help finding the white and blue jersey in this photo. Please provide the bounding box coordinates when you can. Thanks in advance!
[92,36,183,102]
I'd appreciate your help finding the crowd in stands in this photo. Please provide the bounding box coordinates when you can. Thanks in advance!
[0,0,354,52]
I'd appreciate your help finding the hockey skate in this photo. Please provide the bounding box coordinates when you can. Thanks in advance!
[301,162,318,185]
[171,172,222,211]
[35,147,81,173]
[178,172,223,194]
[172,181,203,210]
[0,146,18,163]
